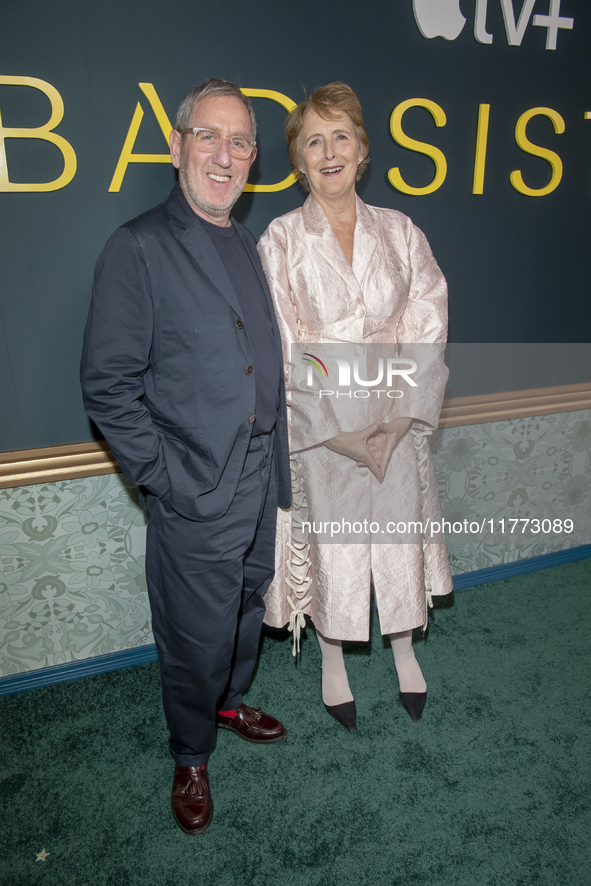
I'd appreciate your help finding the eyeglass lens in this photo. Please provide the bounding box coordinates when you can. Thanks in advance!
[194,130,252,159]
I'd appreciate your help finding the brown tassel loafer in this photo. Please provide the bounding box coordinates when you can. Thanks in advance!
[216,704,287,743]
[171,764,213,835]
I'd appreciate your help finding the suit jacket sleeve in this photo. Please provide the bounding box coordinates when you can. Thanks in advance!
[80,226,169,497]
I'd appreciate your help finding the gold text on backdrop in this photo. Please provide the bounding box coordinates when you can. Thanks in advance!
[0,78,586,197]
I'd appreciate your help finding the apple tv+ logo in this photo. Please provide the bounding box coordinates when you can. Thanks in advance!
[412,0,574,50]
[412,0,466,40]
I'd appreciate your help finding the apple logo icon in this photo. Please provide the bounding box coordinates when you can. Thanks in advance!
[413,0,467,41]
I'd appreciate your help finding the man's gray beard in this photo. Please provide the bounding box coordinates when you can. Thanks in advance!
[179,168,245,220]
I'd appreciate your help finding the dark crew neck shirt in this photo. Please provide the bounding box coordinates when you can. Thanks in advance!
[199,216,281,435]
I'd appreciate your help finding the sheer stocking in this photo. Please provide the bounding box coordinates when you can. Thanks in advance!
[316,629,354,706]
[390,629,426,693]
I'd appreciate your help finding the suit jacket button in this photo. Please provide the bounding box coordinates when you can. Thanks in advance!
[246,364,254,374]
[248,414,256,424]
[236,318,244,329]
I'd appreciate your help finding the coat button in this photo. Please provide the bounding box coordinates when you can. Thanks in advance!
[248,414,256,424]
[246,364,254,375]
[355,345,365,356]
[354,305,365,319]
[236,318,244,329]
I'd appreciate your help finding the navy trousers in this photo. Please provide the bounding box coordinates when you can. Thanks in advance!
[143,433,277,767]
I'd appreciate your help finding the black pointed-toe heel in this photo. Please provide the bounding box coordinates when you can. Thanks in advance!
[323,700,357,733]
[399,691,426,722]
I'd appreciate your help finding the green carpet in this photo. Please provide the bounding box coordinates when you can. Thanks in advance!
[1,559,590,886]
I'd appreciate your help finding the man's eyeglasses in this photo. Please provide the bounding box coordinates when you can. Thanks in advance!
[177,128,256,160]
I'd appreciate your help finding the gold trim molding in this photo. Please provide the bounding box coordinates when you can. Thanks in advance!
[438,382,591,428]
[0,440,120,490]
[1,383,590,489]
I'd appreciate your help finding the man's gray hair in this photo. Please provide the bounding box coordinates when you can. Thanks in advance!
[175,79,256,141]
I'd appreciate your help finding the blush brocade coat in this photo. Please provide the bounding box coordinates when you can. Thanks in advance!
[258,194,452,642]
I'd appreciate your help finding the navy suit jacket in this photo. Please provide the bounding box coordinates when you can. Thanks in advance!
[81,184,291,521]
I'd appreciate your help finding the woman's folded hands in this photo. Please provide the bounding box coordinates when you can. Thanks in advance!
[324,417,412,482]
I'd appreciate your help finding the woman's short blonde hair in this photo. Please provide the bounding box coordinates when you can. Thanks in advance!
[285,82,370,191]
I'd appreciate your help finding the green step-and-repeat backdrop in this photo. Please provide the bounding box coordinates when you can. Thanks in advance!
[1,0,589,451]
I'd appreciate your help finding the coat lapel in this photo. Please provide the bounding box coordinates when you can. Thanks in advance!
[166,185,242,316]
[166,185,283,361]
[235,223,285,357]
[303,196,358,294]
[234,224,277,319]
[351,195,378,287]
[302,194,377,298]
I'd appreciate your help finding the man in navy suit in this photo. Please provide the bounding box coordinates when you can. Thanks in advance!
[81,80,291,835]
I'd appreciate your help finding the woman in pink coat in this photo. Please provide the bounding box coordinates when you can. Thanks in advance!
[258,82,452,732]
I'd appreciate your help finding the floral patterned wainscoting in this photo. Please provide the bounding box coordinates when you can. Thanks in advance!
[430,409,591,575]
[1,409,590,679]
[0,476,149,679]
